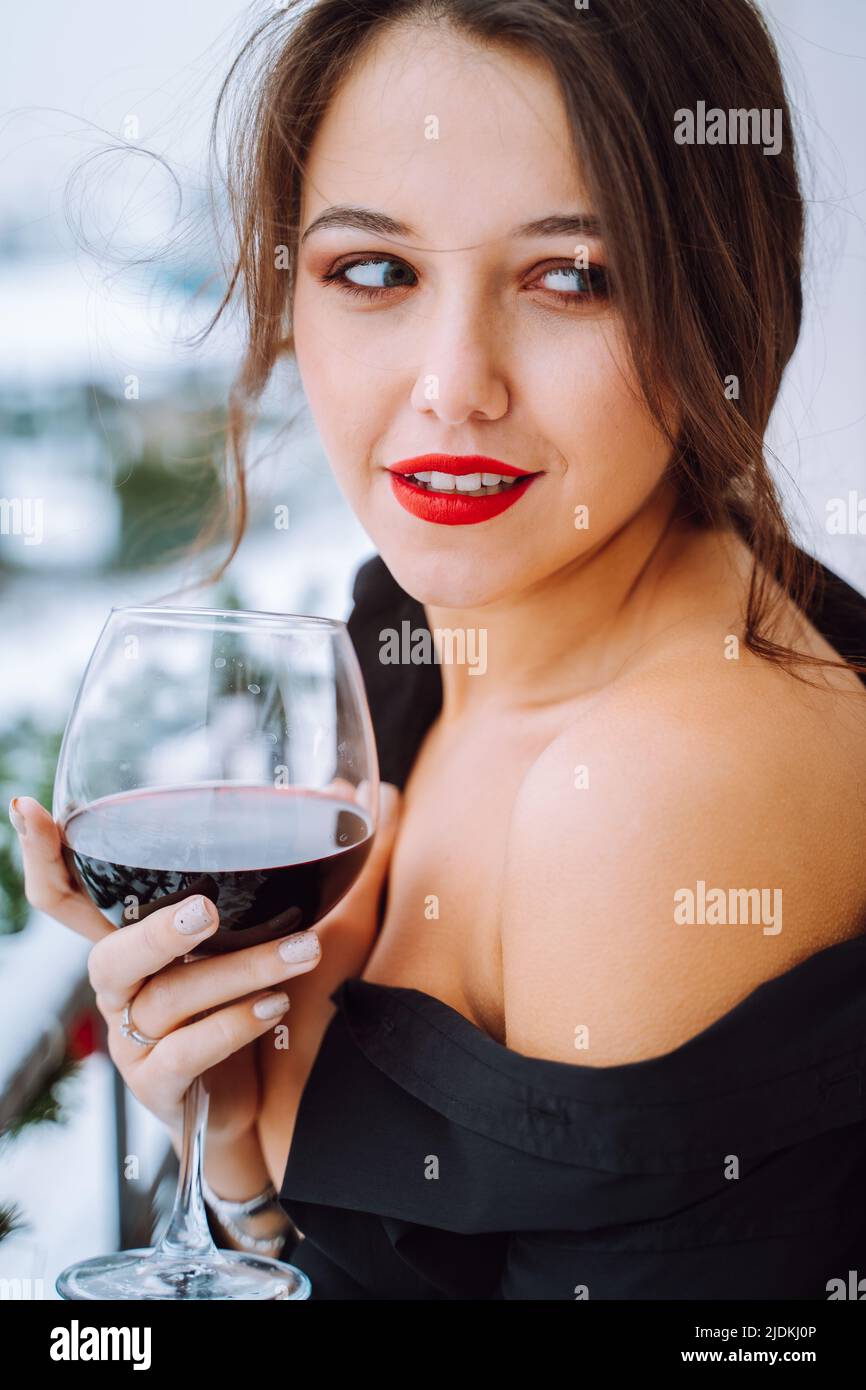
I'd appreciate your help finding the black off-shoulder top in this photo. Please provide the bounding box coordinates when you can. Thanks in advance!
[277,548,866,1300]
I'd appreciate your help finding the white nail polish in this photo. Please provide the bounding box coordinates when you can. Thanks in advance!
[254,993,289,1019]
[278,931,319,962]
[174,896,213,934]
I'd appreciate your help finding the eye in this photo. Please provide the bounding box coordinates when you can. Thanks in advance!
[318,254,609,306]
[531,262,610,305]
[320,256,418,300]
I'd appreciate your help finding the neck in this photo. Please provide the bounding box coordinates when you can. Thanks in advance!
[423,479,700,723]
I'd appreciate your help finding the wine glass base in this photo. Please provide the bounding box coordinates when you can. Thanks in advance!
[55,1247,311,1300]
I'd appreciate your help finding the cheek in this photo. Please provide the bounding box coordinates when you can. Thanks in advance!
[291,291,378,477]
[533,325,671,510]
[292,292,341,418]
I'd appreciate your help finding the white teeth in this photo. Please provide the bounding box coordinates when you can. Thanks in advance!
[400,470,530,496]
[428,470,456,492]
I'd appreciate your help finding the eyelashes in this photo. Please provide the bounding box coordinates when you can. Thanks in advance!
[317,255,610,308]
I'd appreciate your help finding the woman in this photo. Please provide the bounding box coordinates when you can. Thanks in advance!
[11,0,866,1298]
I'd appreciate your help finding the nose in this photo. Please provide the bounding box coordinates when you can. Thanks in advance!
[409,288,509,425]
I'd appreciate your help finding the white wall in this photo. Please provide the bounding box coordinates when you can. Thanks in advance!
[762,1,866,589]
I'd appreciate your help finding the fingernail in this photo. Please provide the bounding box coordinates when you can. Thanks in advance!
[8,798,26,837]
[254,992,289,1020]
[278,930,320,963]
[174,895,214,934]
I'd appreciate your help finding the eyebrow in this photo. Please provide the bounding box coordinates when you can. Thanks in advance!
[299,206,603,245]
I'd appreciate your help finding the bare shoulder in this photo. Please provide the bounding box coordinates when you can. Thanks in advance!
[500,611,866,1067]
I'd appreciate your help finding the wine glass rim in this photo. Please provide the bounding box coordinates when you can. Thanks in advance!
[109,604,347,630]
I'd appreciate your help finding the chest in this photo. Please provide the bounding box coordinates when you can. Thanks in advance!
[360,708,561,1043]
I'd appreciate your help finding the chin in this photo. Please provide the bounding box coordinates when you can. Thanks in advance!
[377,548,518,611]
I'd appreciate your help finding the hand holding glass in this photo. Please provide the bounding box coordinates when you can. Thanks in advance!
[52,606,378,1299]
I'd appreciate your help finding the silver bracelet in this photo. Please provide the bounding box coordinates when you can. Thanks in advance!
[202,1175,292,1256]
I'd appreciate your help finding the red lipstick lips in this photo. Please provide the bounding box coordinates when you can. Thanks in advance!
[385,454,541,526]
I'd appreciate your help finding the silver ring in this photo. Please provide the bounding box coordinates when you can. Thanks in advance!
[120,1002,162,1048]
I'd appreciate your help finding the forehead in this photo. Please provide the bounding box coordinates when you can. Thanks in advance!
[299,22,588,244]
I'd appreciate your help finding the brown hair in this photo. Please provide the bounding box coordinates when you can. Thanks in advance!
[180,0,861,681]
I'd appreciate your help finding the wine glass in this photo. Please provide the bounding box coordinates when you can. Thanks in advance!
[52,605,379,1299]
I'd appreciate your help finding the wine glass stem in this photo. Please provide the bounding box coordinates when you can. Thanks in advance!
[155,1076,218,1260]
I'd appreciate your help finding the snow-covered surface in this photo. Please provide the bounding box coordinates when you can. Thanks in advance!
[0,1053,116,1300]
[0,912,91,1103]
[0,257,241,387]
[0,909,116,1298]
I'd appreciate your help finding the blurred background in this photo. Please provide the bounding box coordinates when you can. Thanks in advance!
[0,0,864,1296]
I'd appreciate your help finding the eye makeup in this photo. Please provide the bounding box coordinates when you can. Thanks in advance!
[315,253,610,308]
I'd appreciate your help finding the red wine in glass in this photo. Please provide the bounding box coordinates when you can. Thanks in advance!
[62,784,373,953]
[52,604,379,1300]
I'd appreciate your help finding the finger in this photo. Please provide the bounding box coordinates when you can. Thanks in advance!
[322,777,377,817]
[323,777,358,800]
[138,990,292,1109]
[88,893,220,1011]
[331,781,402,917]
[9,796,112,943]
[118,925,321,1041]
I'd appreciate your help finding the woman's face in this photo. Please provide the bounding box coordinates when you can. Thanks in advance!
[292,23,675,609]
